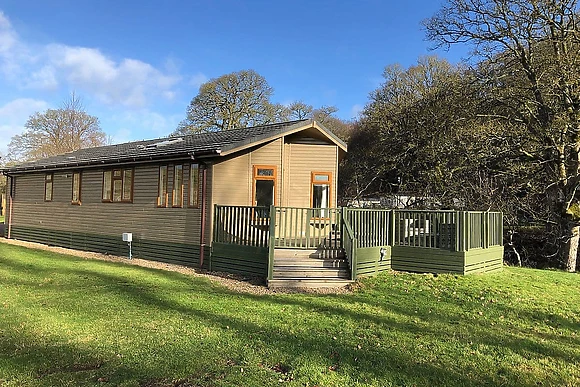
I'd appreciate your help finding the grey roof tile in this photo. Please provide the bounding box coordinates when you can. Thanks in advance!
[2,120,321,173]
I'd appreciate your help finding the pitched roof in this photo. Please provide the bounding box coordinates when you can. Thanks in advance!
[2,119,347,174]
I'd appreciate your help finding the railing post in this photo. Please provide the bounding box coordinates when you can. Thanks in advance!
[213,205,220,244]
[455,211,461,252]
[464,211,470,252]
[484,211,490,249]
[389,209,395,247]
[305,208,312,249]
[351,238,358,280]
[497,212,503,246]
[267,205,276,281]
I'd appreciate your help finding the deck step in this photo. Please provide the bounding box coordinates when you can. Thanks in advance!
[274,248,345,259]
[273,258,348,268]
[272,268,350,279]
[268,278,354,289]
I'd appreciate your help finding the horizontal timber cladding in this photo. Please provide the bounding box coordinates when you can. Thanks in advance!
[355,246,392,277]
[211,138,283,208]
[210,242,268,276]
[9,162,211,248]
[464,246,504,274]
[391,245,465,274]
[284,142,338,208]
[9,225,210,268]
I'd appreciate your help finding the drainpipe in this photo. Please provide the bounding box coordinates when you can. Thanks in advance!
[7,175,13,239]
[199,165,208,269]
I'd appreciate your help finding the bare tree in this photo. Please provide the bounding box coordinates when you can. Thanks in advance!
[287,101,313,120]
[425,0,580,271]
[8,93,106,161]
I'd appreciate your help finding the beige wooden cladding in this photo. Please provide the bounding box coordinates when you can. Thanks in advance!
[284,143,338,208]
[211,139,339,210]
[9,162,212,245]
[212,138,283,207]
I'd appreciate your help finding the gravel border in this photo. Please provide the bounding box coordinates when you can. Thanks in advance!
[0,238,353,295]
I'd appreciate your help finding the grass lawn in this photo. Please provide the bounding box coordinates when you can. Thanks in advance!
[0,215,4,223]
[0,243,579,387]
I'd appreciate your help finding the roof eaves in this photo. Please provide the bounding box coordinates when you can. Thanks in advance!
[2,149,209,174]
[311,120,348,152]
[219,120,314,156]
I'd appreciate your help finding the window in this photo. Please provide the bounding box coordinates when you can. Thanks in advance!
[102,168,133,202]
[253,166,276,217]
[157,166,168,207]
[71,172,81,205]
[189,163,199,207]
[311,172,331,217]
[172,165,184,207]
[44,173,53,201]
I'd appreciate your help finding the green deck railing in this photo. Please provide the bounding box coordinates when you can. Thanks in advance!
[213,205,270,248]
[272,206,342,250]
[213,205,504,280]
[343,208,392,248]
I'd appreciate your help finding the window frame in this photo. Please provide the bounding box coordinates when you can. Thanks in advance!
[157,165,168,207]
[188,163,200,208]
[172,164,184,208]
[311,172,332,217]
[71,171,82,205]
[252,165,277,208]
[44,173,53,202]
[102,168,134,203]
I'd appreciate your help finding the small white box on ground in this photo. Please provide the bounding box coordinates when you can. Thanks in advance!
[122,233,132,242]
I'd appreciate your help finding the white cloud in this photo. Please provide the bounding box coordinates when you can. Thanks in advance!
[105,109,183,144]
[0,98,49,153]
[0,12,184,109]
[0,11,16,53]
[350,103,363,119]
[42,45,181,108]
[190,72,208,88]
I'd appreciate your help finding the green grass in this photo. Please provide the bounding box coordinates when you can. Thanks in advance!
[0,215,4,223]
[0,243,579,387]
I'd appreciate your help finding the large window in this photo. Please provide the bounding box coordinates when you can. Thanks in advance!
[189,163,200,208]
[102,168,133,203]
[44,173,53,202]
[172,165,184,207]
[311,172,331,217]
[71,171,81,205]
[157,166,168,207]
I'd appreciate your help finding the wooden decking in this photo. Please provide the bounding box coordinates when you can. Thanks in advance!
[212,205,504,288]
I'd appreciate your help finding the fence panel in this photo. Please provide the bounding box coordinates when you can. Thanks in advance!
[394,210,457,250]
[273,207,341,250]
[343,208,391,248]
[213,205,270,248]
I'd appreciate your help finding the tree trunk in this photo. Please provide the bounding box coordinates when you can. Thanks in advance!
[566,225,579,272]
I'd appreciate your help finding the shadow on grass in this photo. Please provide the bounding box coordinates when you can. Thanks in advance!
[0,246,579,386]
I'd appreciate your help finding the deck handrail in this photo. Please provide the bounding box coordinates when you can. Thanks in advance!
[342,215,358,280]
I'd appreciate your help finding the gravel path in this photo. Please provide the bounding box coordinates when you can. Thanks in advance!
[0,238,352,295]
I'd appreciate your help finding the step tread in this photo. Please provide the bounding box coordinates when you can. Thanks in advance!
[268,278,354,289]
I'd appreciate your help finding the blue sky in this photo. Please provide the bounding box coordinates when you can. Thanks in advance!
[0,0,468,155]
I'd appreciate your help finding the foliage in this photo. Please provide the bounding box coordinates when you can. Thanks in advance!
[7,93,106,161]
[175,70,282,134]
[0,244,579,386]
[175,70,354,140]
[341,56,499,209]
[424,0,580,271]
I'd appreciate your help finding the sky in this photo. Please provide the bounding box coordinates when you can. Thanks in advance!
[0,0,469,155]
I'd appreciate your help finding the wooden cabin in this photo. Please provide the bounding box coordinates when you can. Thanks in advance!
[1,119,504,288]
[1,120,347,272]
